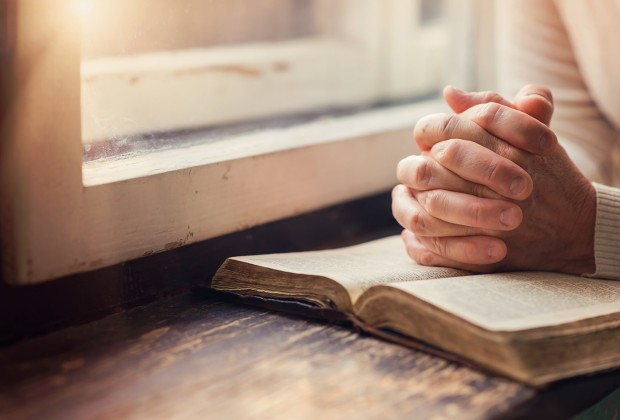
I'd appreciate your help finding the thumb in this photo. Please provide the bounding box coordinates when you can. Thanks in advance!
[443,85,514,114]
[444,85,553,126]
[512,84,554,126]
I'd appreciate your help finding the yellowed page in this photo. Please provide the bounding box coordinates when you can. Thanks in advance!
[232,235,467,303]
[390,272,620,331]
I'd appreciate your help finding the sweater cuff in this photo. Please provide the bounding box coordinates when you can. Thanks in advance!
[586,183,620,280]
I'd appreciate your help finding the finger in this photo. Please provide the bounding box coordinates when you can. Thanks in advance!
[401,230,505,269]
[513,84,554,126]
[391,185,491,237]
[460,102,557,155]
[396,155,502,199]
[414,112,502,155]
[413,113,532,165]
[444,85,553,126]
[413,189,523,231]
[443,86,514,114]
[428,140,533,200]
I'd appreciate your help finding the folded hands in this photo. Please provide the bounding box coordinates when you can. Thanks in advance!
[392,85,596,275]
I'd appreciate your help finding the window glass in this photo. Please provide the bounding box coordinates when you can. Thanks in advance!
[81,0,328,58]
[79,0,451,161]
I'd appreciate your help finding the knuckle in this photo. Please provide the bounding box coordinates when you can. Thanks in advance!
[414,158,433,188]
[483,158,502,184]
[481,90,504,104]
[433,139,461,167]
[418,250,436,266]
[439,113,460,139]
[467,201,484,226]
[414,113,459,146]
[420,190,440,214]
[409,210,427,236]
[429,190,450,217]
[476,102,504,126]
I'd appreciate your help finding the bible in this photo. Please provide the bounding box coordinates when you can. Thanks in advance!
[210,235,620,386]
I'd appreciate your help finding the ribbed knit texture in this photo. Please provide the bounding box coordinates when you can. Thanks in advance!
[587,183,620,279]
[499,1,620,279]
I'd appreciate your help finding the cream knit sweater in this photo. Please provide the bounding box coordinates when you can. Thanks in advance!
[497,0,620,278]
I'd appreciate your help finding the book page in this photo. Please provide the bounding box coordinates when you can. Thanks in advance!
[390,272,620,331]
[233,235,467,303]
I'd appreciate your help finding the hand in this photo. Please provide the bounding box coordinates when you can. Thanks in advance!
[392,85,596,274]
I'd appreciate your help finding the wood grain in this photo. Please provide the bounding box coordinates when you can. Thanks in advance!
[1,292,618,419]
[0,191,398,344]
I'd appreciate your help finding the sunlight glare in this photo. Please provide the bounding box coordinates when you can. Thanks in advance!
[73,0,95,21]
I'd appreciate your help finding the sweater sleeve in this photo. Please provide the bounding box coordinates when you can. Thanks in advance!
[586,183,620,279]
[496,1,620,279]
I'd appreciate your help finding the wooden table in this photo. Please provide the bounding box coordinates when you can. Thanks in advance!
[1,291,619,419]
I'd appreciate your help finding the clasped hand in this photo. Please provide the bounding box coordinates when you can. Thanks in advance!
[392,85,596,275]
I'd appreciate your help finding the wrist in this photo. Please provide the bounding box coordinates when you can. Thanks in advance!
[564,181,596,275]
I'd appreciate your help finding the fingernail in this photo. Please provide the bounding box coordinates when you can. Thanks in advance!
[526,92,553,103]
[539,132,554,153]
[510,176,525,197]
[450,85,466,94]
[500,207,519,227]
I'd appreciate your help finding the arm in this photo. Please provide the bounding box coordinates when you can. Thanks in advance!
[498,0,620,279]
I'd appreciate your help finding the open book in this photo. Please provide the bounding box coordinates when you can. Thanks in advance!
[211,235,620,386]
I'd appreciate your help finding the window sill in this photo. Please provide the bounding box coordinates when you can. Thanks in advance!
[6,98,445,284]
[83,99,444,186]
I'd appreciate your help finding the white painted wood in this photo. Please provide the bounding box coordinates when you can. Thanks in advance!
[77,101,438,283]
[446,0,496,91]
[1,0,439,285]
[80,0,455,144]
[81,39,384,143]
[81,0,388,144]
[383,0,451,99]
[1,0,84,284]
[1,0,466,285]
[83,101,442,185]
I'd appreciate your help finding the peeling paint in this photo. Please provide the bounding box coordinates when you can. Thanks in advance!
[273,61,290,72]
[88,258,104,268]
[164,240,185,251]
[173,65,262,78]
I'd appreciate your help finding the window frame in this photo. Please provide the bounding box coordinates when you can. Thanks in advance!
[1,0,475,285]
[80,0,450,145]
